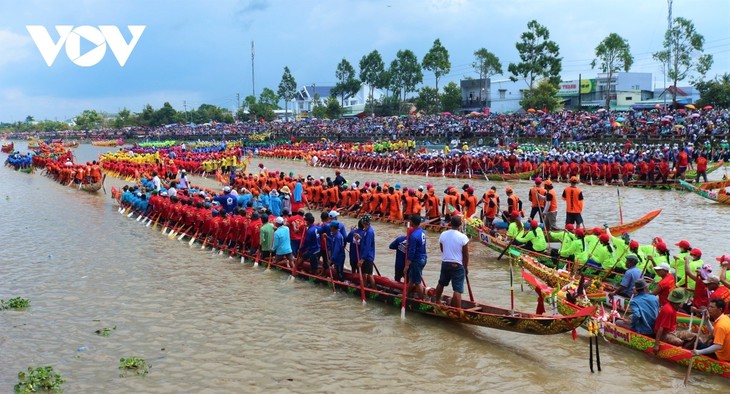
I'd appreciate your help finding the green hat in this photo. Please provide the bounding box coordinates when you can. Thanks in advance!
[667,289,688,304]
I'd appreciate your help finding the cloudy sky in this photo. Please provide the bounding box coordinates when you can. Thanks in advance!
[0,0,727,122]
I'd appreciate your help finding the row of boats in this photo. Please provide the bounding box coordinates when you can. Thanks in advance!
[110,174,729,380]
[4,137,728,380]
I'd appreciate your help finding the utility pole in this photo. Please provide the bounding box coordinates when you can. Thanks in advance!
[183,100,188,123]
[236,93,240,118]
[578,73,582,109]
[666,0,673,108]
[251,41,255,97]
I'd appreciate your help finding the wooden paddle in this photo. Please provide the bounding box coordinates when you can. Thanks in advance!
[684,313,706,386]
[401,224,412,319]
[497,237,516,260]
[465,269,475,302]
[355,241,366,305]
[322,236,336,293]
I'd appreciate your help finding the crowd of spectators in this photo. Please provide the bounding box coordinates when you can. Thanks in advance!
[4,108,729,146]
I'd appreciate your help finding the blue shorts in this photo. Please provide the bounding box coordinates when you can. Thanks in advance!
[408,258,426,285]
[290,240,300,256]
[438,262,465,294]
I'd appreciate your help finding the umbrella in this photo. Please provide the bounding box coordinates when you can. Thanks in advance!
[685,104,696,110]
[537,109,545,114]
[597,108,606,113]
[691,113,701,118]
[616,117,625,122]
[527,108,536,113]
[441,112,452,116]
[703,105,713,110]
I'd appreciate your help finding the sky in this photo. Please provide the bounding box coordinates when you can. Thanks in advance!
[0,0,728,122]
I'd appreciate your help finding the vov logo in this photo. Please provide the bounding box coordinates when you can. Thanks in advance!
[26,25,146,67]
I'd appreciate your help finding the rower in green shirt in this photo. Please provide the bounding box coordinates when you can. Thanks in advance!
[259,214,275,259]
[672,240,692,287]
[515,220,547,253]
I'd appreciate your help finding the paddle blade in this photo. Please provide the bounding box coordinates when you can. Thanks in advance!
[401,307,406,319]
[177,232,186,240]
[146,220,152,227]
[240,256,245,264]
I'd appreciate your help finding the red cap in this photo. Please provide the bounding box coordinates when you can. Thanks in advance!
[656,242,668,252]
[534,177,542,184]
[569,176,579,183]
[690,248,702,257]
[575,228,585,237]
[675,240,691,249]
[592,227,602,235]
[466,187,474,193]
[716,255,730,263]
[599,234,610,243]
[509,211,520,218]
[652,237,663,245]
[629,240,639,249]
[530,220,538,228]
[565,223,575,231]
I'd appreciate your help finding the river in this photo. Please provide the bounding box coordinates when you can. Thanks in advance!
[1,141,728,393]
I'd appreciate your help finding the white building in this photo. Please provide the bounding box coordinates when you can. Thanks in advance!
[294,84,383,117]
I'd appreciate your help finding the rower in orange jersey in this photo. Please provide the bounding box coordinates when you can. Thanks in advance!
[462,187,478,218]
[442,187,459,216]
[502,186,523,221]
[387,187,403,220]
[403,188,422,216]
[424,186,441,225]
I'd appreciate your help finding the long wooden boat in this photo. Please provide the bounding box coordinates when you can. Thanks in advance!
[530,271,730,379]
[1,142,13,153]
[73,174,105,193]
[91,138,124,147]
[245,253,595,335]
[699,179,730,191]
[680,180,730,205]
[119,203,595,335]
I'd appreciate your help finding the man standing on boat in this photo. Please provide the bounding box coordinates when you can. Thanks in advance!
[272,217,294,269]
[259,214,274,260]
[354,214,376,289]
[562,176,584,227]
[405,214,428,300]
[433,215,470,307]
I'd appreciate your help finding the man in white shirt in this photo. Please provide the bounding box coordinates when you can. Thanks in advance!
[433,215,470,307]
[152,171,161,191]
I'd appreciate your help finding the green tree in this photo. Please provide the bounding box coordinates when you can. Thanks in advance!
[508,20,562,90]
[696,73,730,108]
[113,107,135,128]
[153,102,177,126]
[277,66,297,121]
[259,88,280,109]
[74,109,103,130]
[440,81,462,113]
[520,79,560,112]
[653,17,713,107]
[359,50,385,115]
[473,48,503,104]
[311,92,327,119]
[138,104,155,126]
[324,96,343,119]
[393,49,423,103]
[422,38,451,92]
[591,33,634,110]
[25,115,34,124]
[415,86,439,114]
[332,58,361,107]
